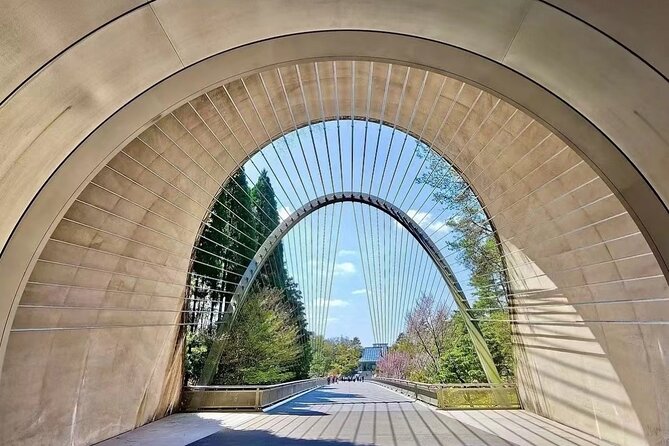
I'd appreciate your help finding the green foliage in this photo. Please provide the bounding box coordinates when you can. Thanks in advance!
[436,297,513,383]
[251,169,288,289]
[249,171,311,379]
[217,169,257,302]
[381,295,514,384]
[416,147,506,304]
[187,168,258,332]
[376,147,516,384]
[285,277,312,379]
[220,289,301,384]
[184,331,211,382]
[438,313,487,383]
[187,288,301,385]
[309,336,362,377]
[184,167,311,385]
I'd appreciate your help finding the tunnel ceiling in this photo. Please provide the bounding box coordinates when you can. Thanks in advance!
[0,59,667,445]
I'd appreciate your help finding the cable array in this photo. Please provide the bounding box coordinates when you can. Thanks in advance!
[17,61,666,356]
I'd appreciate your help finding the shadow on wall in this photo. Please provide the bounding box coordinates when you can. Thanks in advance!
[188,429,372,446]
[502,239,647,444]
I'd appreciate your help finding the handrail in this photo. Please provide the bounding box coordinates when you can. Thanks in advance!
[373,377,515,389]
[185,377,321,391]
[182,378,326,411]
[371,377,520,410]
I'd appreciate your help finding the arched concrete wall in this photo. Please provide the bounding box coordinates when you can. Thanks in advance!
[2,1,669,265]
[0,62,666,445]
[4,3,669,369]
[0,1,667,445]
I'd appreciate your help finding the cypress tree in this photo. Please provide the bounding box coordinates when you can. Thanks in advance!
[250,169,288,288]
[187,167,312,383]
[189,190,226,332]
[217,169,257,318]
[250,170,311,378]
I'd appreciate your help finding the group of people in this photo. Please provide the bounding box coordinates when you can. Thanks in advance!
[326,374,365,384]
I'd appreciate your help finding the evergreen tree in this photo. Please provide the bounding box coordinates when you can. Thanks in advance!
[285,277,312,379]
[187,168,256,333]
[217,169,257,317]
[188,188,225,332]
[250,171,312,378]
[250,169,288,288]
[185,167,312,384]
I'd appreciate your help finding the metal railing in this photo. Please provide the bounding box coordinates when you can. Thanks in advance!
[182,378,326,411]
[371,377,520,410]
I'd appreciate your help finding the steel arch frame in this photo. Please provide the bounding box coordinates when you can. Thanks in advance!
[200,192,503,384]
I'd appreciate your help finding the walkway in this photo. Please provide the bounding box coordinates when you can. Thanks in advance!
[100,382,612,445]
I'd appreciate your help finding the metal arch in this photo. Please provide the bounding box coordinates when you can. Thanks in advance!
[200,192,502,384]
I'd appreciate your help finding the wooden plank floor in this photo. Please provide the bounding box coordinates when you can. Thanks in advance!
[100,382,613,445]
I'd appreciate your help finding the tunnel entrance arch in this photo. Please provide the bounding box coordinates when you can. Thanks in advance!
[0,52,665,445]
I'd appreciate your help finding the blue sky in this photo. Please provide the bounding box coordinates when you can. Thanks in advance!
[245,120,475,347]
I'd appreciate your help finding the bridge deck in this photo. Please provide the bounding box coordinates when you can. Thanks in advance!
[101,382,611,445]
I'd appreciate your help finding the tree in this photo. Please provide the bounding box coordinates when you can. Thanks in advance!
[376,351,412,379]
[184,167,313,385]
[405,294,449,379]
[211,288,302,385]
[416,147,506,305]
[285,277,312,379]
[309,336,362,376]
[438,312,487,383]
[249,170,312,379]
[415,146,514,381]
[250,169,287,289]
[217,168,257,316]
[186,168,256,334]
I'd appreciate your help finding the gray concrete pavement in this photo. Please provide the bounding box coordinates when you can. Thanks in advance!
[101,382,612,445]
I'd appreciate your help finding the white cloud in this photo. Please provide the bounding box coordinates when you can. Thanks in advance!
[338,249,357,257]
[406,209,430,222]
[315,298,349,308]
[428,221,451,234]
[333,261,356,276]
[402,209,452,234]
[352,288,367,295]
[278,206,292,222]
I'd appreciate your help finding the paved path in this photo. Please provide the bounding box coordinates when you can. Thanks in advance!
[101,382,612,445]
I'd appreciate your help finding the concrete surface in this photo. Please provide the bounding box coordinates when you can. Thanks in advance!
[99,383,614,446]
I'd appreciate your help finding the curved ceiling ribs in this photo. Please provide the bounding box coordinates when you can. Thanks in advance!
[201,192,502,386]
[0,33,667,444]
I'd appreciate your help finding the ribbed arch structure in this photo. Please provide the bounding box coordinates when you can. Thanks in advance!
[0,56,667,446]
[202,192,502,385]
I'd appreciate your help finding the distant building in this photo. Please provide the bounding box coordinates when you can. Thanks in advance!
[358,343,388,373]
